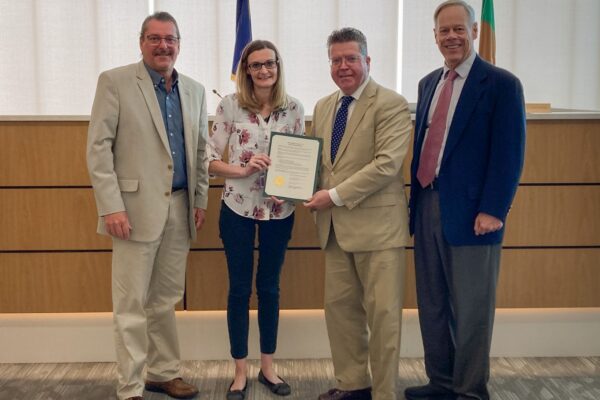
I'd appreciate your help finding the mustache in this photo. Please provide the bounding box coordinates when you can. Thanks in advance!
[153,49,173,56]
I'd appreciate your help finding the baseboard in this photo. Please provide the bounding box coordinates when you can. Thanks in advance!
[1,308,598,363]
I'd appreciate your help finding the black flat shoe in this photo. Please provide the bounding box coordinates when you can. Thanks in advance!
[226,380,247,400]
[257,370,291,396]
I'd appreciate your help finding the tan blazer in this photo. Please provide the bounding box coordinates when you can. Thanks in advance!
[87,61,209,242]
[310,79,412,252]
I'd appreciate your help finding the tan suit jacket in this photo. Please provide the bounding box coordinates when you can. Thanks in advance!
[87,61,209,242]
[310,78,412,252]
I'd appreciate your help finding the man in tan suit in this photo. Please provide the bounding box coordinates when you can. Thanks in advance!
[304,28,412,400]
[87,12,208,400]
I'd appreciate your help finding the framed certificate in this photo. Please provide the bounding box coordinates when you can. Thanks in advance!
[264,132,322,202]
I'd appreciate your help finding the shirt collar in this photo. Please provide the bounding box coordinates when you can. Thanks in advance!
[144,63,179,88]
[443,50,476,79]
[337,75,370,103]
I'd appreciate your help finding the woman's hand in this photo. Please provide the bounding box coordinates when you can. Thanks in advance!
[244,153,271,177]
[270,195,285,205]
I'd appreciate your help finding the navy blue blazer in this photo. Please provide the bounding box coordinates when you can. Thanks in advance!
[409,55,526,245]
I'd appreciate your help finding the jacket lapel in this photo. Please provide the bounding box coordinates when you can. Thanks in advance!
[320,93,338,170]
[441,56,487,164]
[413,70,444,171]
[416,69,443,147]
[332,79,376,167]
[179,81,195,177]
[136,61,171,155]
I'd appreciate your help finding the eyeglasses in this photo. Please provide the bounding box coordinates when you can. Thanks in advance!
[329,55,363,67]
[145,35,179,46]
[247,60,278,72]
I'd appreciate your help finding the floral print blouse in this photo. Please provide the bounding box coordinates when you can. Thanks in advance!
[208,94,305,220]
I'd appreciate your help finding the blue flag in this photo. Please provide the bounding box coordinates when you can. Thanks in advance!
[232,0,252,80]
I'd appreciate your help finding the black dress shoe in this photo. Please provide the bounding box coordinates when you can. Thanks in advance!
[226,380,247,400]
[258,370,291,396]
[404,383,454,399]
[317,387,372,400]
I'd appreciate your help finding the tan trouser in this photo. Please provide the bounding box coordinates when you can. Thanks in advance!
[324,229,405,400]
[111,190,191,400]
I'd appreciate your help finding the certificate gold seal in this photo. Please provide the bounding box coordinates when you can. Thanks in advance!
[274,176,285,187]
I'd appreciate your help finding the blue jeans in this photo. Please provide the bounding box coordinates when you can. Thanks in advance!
[219,202,294,359]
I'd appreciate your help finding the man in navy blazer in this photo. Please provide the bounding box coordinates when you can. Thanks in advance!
[406,1,525,400]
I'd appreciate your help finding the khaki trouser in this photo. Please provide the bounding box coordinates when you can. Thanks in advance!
[111,190,190,400]
[324,229,406,400]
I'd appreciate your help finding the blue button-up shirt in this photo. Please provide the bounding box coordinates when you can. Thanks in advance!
[145,64,187,190]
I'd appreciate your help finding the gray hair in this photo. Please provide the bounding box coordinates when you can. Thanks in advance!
[140,11,181,41]
[434,0,476,28]
[326,27,368,57]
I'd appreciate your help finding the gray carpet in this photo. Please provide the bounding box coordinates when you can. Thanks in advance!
[0,358,599,399]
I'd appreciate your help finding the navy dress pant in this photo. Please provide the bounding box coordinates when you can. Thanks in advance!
[219,202,294,359]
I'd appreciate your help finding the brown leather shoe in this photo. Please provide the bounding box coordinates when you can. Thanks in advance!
[318,387,372,400]
[145,378,199,399]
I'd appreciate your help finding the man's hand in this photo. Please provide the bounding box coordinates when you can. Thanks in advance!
[103,211,132,240]
[474,212,503,236]
[194,207,206,230]
[303,190,334,211]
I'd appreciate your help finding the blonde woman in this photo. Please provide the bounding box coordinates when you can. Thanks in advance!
[207,40,304,399]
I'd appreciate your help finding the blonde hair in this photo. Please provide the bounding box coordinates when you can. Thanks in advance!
[236,40,288,113]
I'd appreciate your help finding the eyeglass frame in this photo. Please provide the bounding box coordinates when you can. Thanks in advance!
[329,54,364,67]
[246,59,279,72]
[145,35,180,46]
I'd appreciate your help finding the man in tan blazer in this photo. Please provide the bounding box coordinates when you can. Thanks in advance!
[304,28,412,400]
[87,12,208,400]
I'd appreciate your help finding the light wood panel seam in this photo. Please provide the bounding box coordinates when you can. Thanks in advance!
[4,245,600,254]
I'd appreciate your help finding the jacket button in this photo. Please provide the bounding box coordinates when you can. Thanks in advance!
[167,164,173,170]
[164,191,170,196]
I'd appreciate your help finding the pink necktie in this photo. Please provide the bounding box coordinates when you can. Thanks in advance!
[417,69,459,188]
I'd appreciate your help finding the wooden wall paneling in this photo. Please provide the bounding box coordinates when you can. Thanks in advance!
[404,252,417,309]
[186,250,418,311]
[0,252,184,313]
[186,250,328,310]
[7,185,598,252]
[504,185,600,246]
[0,189,110,250]
[289,206,320,247]
[496,249,600,308]
[0,121,90,186]
[191,188,225,249]
[278,250,326,309]
[404,248,600,309]
[3,119,598,187]
[521,120,600,183]
[2,119,599,313]
[0,247,596,312]
[0,253,112,313]
[186,251,233,310]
